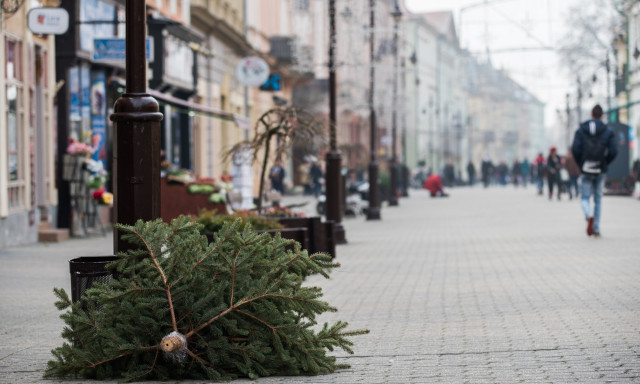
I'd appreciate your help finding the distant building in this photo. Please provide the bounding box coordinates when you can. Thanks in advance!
[464,56,545,165]
[615,1,640,162]
[404,10,467,175]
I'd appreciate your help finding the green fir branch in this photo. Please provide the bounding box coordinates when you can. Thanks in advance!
[46,216,368,380]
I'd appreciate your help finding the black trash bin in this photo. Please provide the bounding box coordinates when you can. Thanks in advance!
[69,256,118,307]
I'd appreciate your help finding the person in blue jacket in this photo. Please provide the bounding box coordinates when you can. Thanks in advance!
[571,104,618,237]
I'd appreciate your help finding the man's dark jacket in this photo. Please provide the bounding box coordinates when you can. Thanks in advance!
[571,119,618,175]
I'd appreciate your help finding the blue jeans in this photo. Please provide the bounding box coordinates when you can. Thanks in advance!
[536,176,544,193]
[568,175,579,199]
[580,173,605,233]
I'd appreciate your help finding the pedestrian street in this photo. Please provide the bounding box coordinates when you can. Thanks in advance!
[1,186,639,383]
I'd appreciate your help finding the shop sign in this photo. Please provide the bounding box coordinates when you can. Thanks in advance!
[236,57,270,87]
[164,35,193,86]
[91,71,107,165]
[93,38,153,61]
[69,67,81,122]
[27,7,69,35]
[80,0,115,52]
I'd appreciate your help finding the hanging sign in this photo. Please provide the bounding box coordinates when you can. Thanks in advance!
[93,38,154,62]
[27,7,69,35]
[236,57,270,87]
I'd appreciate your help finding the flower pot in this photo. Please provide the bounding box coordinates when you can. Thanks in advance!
[255,227,309,251]
[277,217,335,258]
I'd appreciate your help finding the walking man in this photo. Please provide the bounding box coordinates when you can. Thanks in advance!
[466,160,476,186]
[269,159,286,195]
[571,104,618,237]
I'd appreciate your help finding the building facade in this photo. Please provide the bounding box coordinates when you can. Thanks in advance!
[52,0,203,235]
[617,1,640,163]
[404,10,467,177]
[1,1,58,247]
[465,57,545,167]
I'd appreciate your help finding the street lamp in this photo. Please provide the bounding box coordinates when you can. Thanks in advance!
[110,0,163,253]
[388,1,402,206]
[326,0,347,244]
[366,0,381,220]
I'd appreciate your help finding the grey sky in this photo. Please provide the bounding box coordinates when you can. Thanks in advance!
[404,0,585,135]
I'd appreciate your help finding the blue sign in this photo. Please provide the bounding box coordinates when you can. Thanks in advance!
[93,38,153,61]
[80,65,91,119]
[91,70,107,165]
[69,66,80,121]
[259,74,282,91]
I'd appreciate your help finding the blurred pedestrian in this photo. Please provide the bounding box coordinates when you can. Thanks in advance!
[521,158,531,187]
[423,173,448,197]
[571,104,618,237]
[299,160,311,195]
[559,158,570,198]
[467,160,476,186]
[534,152,545,195]
[497,161,508,186]
[444,161,455,187]
[512,160,522,187]
[633,159,640,199]
[310,161,323,197]
[481,157,493,188]
[546,147,561,200]
[269,159,286,194]
[564,149,581,200]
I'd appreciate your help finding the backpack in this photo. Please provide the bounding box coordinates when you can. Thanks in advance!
[581,122,607,174]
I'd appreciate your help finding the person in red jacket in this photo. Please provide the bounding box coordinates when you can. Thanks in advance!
[423,173,448,197]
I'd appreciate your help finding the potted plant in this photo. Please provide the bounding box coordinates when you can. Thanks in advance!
[195,209,310,251]
[196,209,283,236]
[226,107,326,213]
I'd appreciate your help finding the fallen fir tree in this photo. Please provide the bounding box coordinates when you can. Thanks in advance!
[45,217,368,381]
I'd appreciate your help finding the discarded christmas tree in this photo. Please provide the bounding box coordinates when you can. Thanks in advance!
[45,217,367,381]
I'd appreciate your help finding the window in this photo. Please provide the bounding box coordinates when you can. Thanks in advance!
[5,38,26,210]
[294,0,309,11]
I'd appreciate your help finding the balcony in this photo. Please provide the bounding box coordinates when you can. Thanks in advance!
[270,36,298,64]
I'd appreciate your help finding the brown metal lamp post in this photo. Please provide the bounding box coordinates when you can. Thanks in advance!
[326,0,346,243]
[388,1,402,207]
[366,0,381,220]
[110,0,163,253]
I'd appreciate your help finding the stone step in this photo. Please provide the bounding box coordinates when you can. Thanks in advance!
[38,228,70,243]
[38,221,52,230]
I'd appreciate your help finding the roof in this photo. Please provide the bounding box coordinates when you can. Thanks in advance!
[420,11,453,35]
[415,10,459,47]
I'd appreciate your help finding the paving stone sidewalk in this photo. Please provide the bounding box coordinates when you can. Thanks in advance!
[1,187,639,383]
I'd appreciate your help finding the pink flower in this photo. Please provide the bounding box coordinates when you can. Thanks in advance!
[67,140,96,156]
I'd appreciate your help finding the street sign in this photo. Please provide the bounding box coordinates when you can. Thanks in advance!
[93,38,153,62]
[259,74,282,91]
[236,57,270,87]
[27,7,69,35]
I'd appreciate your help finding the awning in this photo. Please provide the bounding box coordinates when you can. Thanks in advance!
[108,76,249,129]
[147,88,251,131]
[147,88,232,120]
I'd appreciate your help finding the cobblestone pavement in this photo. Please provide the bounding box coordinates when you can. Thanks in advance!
[1,187,639,383]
